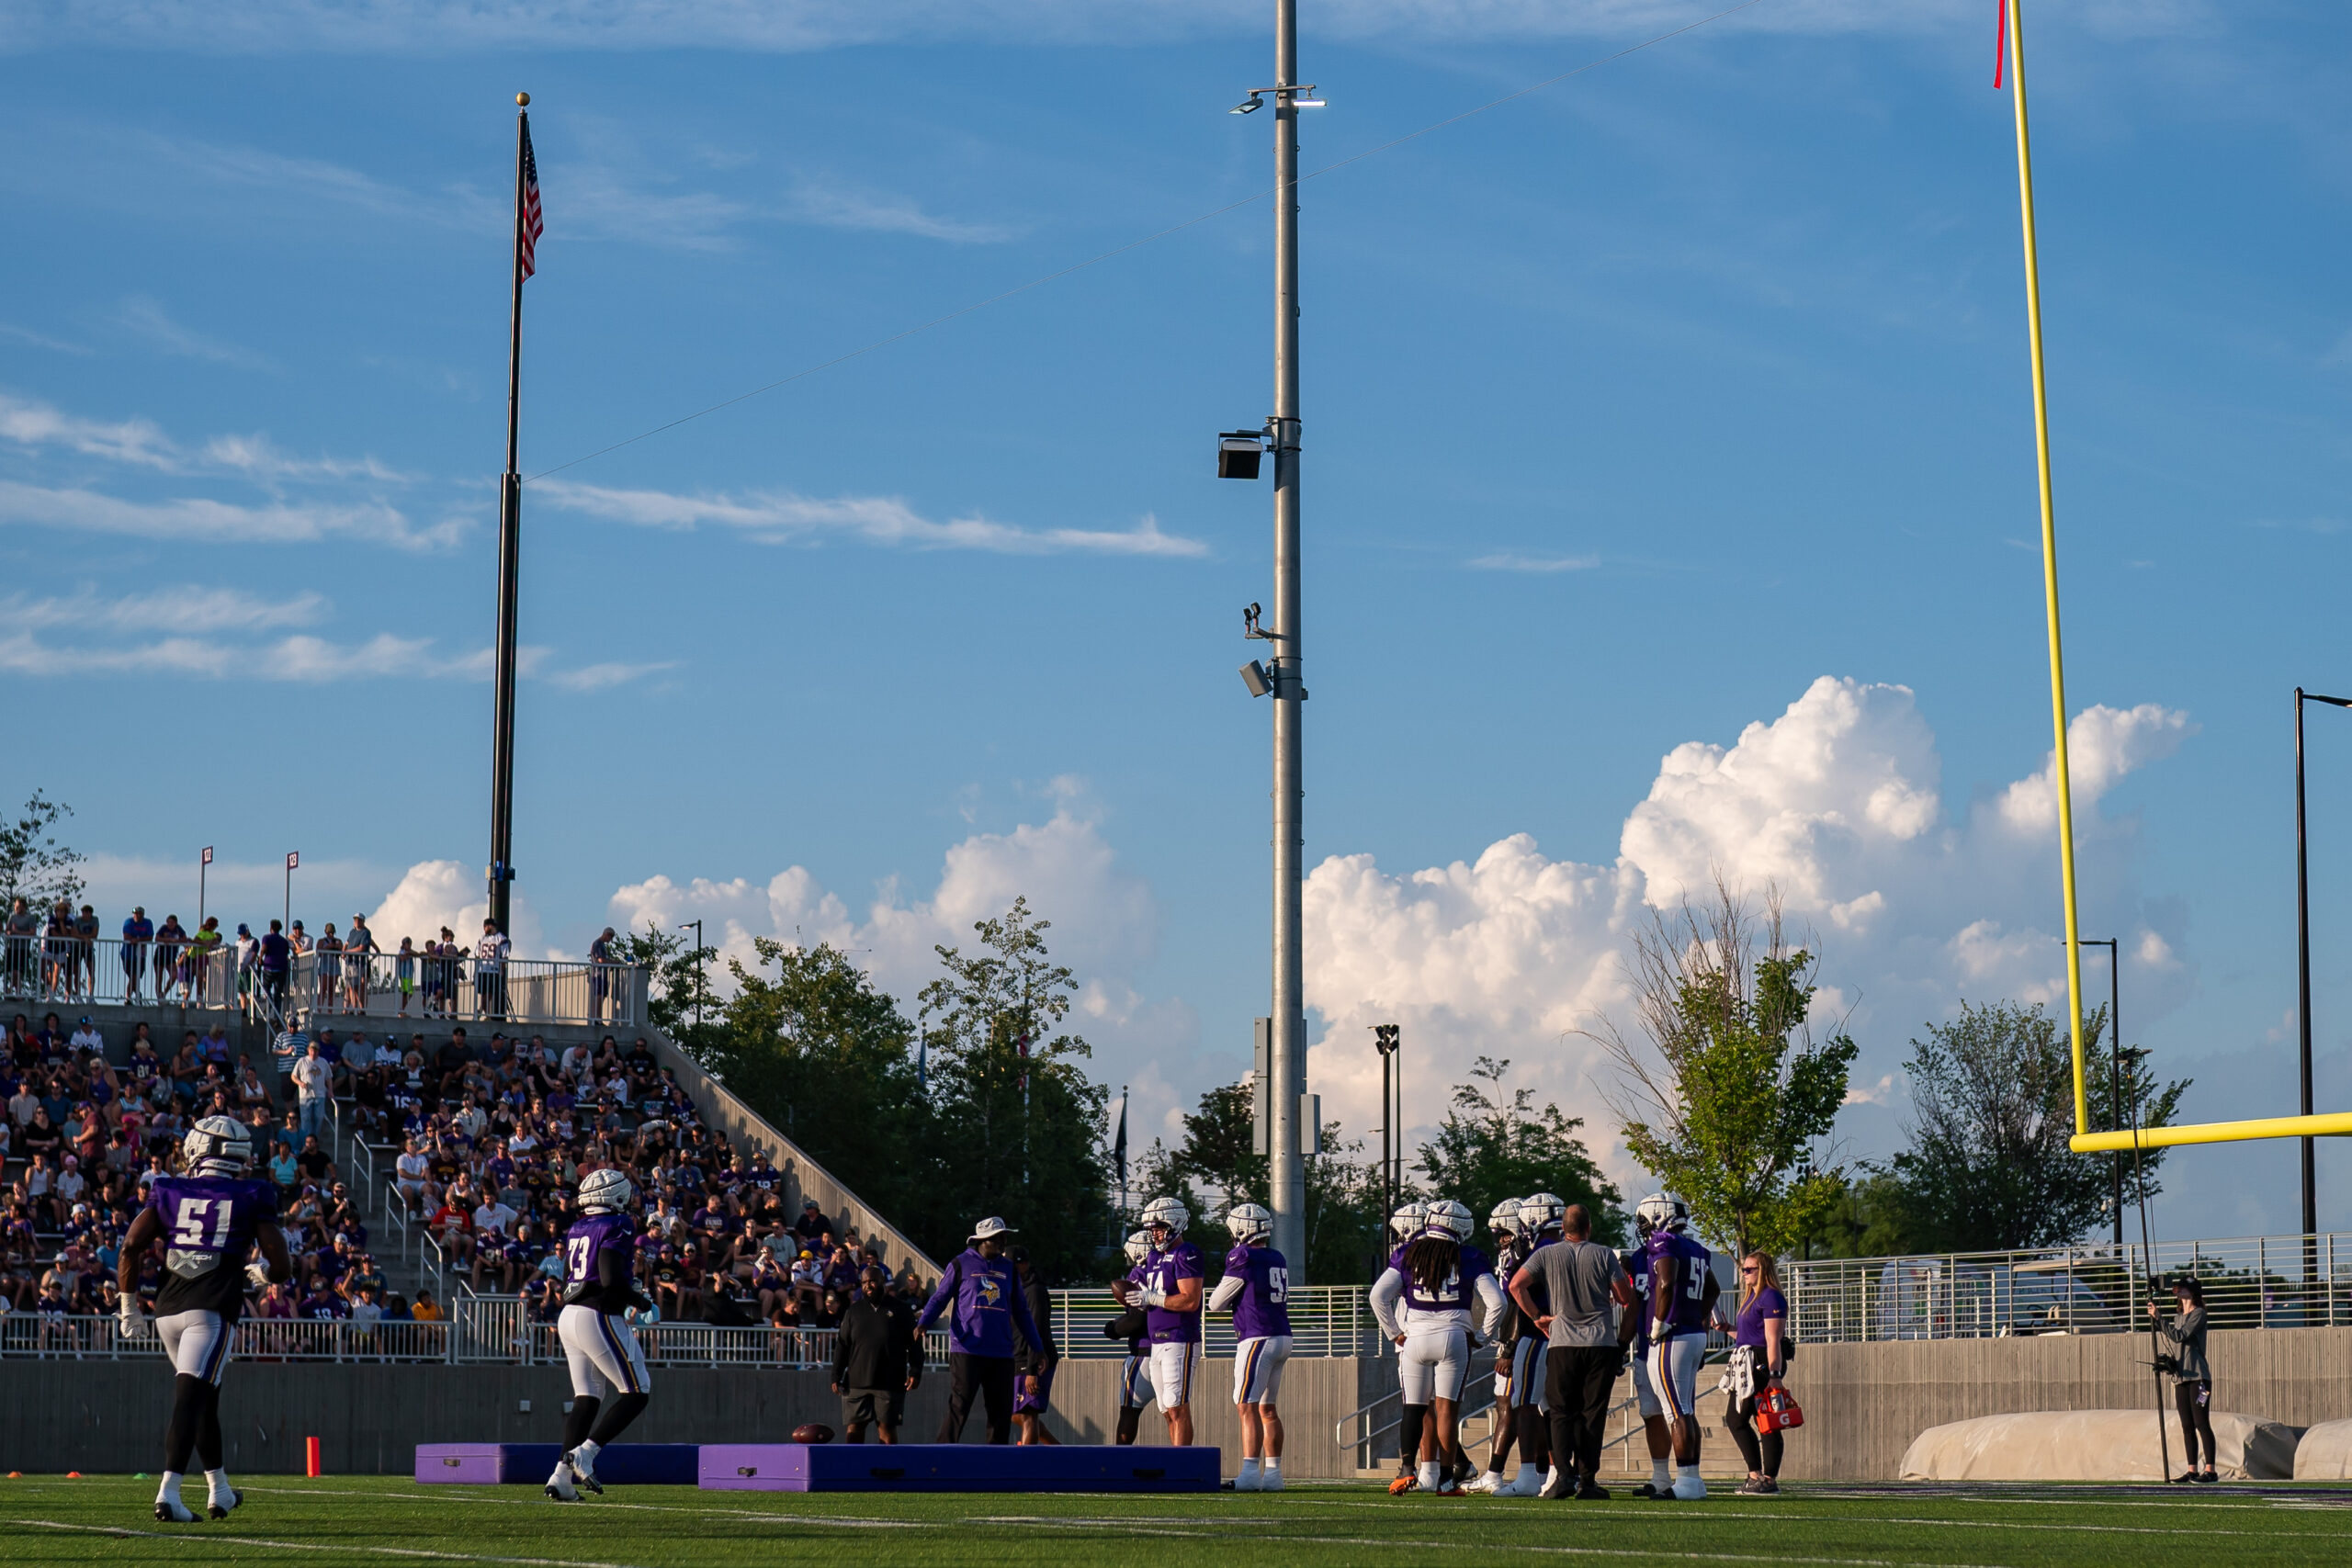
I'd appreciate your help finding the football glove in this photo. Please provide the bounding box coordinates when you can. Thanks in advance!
[247,1262,275,1290]
[1608,1345,1630,1380]
[118,1294,145,1339]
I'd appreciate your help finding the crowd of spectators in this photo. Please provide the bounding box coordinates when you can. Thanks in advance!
[0,902,930,1363]
[0,1005,437,1350]
[355,1021,921,1341]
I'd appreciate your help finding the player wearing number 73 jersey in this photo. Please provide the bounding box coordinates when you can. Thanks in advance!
[546,1167,656,1502]
[117,1116,294,1525]
[1208,1202,1293,1492]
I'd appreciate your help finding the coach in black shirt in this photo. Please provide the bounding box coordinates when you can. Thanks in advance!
[831,1267,922,1444]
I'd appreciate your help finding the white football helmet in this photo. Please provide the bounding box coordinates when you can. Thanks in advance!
[1141,1195,1189,1235]
[1635,1192,1690,1240]
[1521,1191,1566,1235]
[183,1116,253,1179]
[1387,1200,1429,1241]
[1423,1199,1474,1242]
[1226,1201,1273,1245]
[578,1168,635,1214]
[1488,1198,1523,1240]
[1123,1228,1155,1265]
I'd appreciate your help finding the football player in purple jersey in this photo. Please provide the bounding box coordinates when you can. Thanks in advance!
[116,1116,294,1523]
[1111,1229,1158,1445]
[1111,1196,1204,1446]
[546,1166,656,1501]
[1207,1201,1292,1491]
[1465,1198,1526,1495]
[1637,1192,1718,1500]
[1380,1200,1437,1484]
[1617,1232,1675,1497]
[1370,1199,1505,1495]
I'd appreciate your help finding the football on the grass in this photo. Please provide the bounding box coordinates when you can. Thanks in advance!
[790,1424,834,1445]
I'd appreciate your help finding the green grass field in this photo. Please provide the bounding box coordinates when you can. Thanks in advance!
[6,1474,2352,1568]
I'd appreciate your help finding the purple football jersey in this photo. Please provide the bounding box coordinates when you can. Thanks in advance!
[1399,1242,1496,1314]
[561,1212,638,1312]
[1620,1247,1652,1352]
[1223,1244,1293,1340]
[1143,1240,1204,1345]
[1644,1229,1713,1337]
[147,1175,279,1321]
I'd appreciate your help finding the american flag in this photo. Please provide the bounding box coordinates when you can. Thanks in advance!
[519,117,546,279]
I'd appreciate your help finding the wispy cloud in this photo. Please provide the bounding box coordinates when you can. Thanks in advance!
[0,586,327,635]
[114,296,276,371]
[0,0,2177,55]
[0,480,468,550]
[0,391,413,486]
[785,176,1016,244]
[548,659,683,692]
[541,479,1208,558]
[0,394,178,469]
[0,321,91,355]
[1468,551,1600,573]
[0,627,479,681]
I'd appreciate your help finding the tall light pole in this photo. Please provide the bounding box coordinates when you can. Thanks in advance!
[2079,937,2121,1247]
[2295,688,2350,1273]
[677,919,704,1030]
[1221,11,1321,1269]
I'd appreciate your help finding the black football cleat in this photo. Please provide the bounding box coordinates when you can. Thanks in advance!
[207,1488,242,1520]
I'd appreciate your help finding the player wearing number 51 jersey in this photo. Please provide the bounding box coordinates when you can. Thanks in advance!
[547,1168,656,1502]
[1209,1202,1292,1491]
[1638,1192,1717,1501]
[117,1116,294,1525]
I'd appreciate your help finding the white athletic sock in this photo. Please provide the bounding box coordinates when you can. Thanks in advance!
[1238,1457,1261,1483]
[1419,1460,1441,1489]
[1261,1458,1280,1478]
[1545,1465,1560,1493]
[574,1439,602,1469]
[157,1471,183,1504]
[205,1469,232,1503]
[1514,1463,1540,1493]
[1651,1458,1671,1489]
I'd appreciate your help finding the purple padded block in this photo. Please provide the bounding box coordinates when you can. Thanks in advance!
[414,1444,701,1485]
[700,1443,1220,1493]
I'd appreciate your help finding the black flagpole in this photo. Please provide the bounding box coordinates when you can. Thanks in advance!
[488,92,530,936]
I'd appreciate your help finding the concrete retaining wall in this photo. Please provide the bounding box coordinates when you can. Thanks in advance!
[0,1354,1397,1479]
[1772,1326,2352,1480]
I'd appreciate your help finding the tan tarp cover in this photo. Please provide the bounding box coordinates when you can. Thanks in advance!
[2294,1418,2352,1479]
[1899,1410,2297,1481]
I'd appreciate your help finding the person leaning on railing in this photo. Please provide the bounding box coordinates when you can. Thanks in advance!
[2150,1276,2218,1484]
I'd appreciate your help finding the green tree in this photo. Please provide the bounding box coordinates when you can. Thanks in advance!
[1799,1165,1924,1259]
[1417,1056,1626,1247]
[616,921,720,1058]
[699,938,930,1235]
[0,792,83,909]
[1589,885,1857,1258]
[917,897,1114,1282]
[1893,999,2188,1252]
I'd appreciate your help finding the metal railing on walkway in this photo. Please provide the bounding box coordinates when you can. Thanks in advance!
[0,937,645,1030]
[2,1314,449,1362]
[1048,1286,1380,1359]
[1786,1232,2352,1343]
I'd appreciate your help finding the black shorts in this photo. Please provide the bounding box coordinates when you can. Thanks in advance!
[841,1387,905,1429]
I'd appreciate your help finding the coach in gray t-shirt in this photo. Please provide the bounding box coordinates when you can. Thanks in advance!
[1510,1203,1640,1497]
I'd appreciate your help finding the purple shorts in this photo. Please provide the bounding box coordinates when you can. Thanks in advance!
[1014,1363,1055,1416]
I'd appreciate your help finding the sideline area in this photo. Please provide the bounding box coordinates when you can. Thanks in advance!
[5,1472,2352,1568]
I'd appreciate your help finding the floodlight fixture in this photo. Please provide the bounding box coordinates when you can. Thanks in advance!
[1231,95,1262,115]
[1218,428,1265,479]
[1239,660,1272,698]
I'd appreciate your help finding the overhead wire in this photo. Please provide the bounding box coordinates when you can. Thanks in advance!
[525,0,1774,485]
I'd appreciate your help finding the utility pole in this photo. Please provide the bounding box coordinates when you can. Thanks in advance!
[1265,0,1308,1271]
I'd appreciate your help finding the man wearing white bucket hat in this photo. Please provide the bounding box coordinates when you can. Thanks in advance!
[917,1216,1047,1445]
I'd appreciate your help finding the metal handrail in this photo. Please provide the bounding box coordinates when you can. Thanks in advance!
[1787,1232,2352,1342]
[6,936,646,1028]
[1335,1363,1498,1469]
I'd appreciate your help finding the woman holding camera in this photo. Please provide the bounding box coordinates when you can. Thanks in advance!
[2149,1277,2216,1483]
[1723,1250,1791,1495]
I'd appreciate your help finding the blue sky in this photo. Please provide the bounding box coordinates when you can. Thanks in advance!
[3,1,2348,1241]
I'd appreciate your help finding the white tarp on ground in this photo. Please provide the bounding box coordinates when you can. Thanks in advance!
[1900,1410,2298,1481]
[2294,1418,2352,1479]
